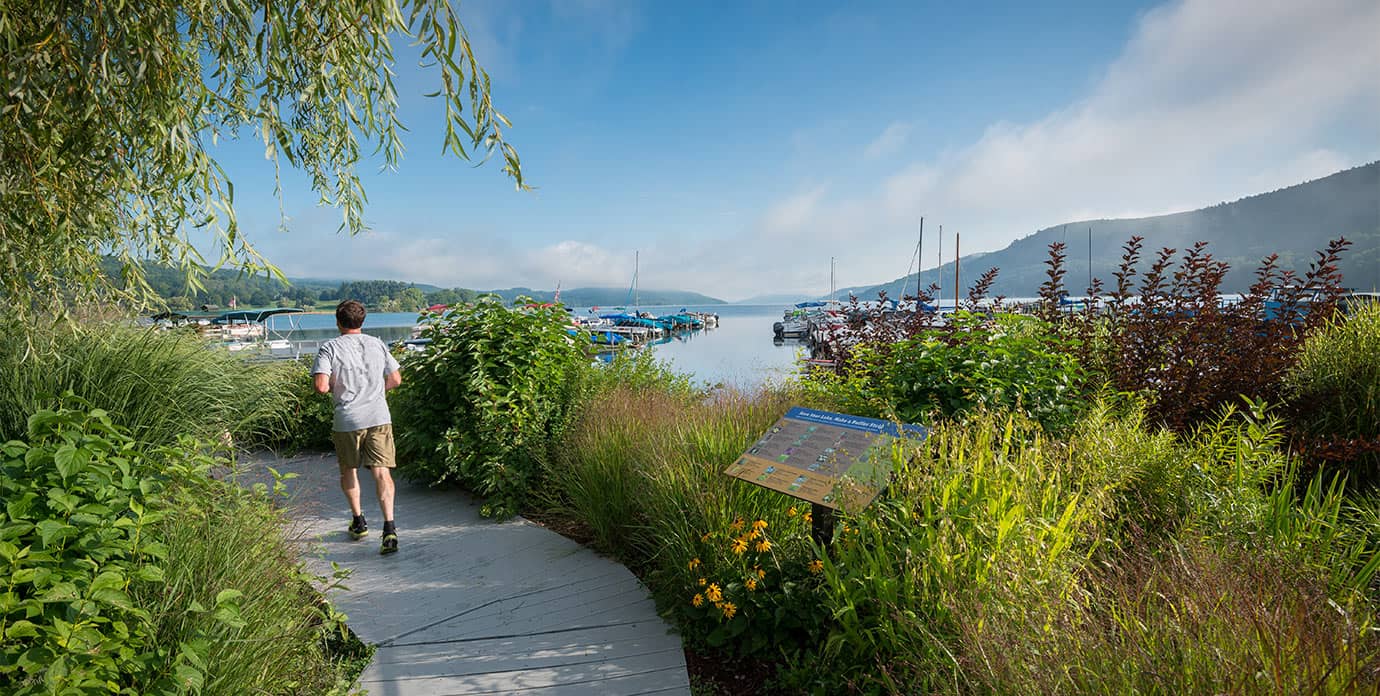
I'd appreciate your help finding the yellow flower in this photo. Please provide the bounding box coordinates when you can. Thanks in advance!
[788,506,798,517]
[721,602,737,619]
[745,577,758,591]
[698,577,707,586]
[692,593,705,607]
[755,539,772,553]
[746,528,760,541]
[755,566,766,579]
[752,519,768,532]
[730,518,744,531]
[808,559,824,574]
[731,538,748,555]
[688,558,701,570]
[706,583,723,603]
[803,512,813,524]
[700,532,711,542]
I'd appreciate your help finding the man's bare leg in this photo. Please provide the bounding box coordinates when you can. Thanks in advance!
[371,466,395,523]
[340,468,364,517]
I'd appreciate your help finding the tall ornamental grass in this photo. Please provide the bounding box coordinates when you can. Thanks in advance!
[0,323,299,447]
[1285,302,1380,483]
[547,385,830,655]
[795,402,1380,693]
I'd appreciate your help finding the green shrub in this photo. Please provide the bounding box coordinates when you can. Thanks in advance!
[0,407,186,693]
[0,323,298,447]
[0,406,354,694]
[811,312,1086,432]
[266,358,335,453]
[584,347,702,400]
[1284,302,1380,482]
[393,298,587,518]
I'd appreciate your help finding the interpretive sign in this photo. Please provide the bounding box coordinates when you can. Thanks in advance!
[724,407,927,510]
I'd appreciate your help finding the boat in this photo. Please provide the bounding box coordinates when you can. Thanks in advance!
[202,308,306,357]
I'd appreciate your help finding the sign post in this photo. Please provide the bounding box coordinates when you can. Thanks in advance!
[725,407,926,543]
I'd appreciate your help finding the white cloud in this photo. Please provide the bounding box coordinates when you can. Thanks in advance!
[762,186,828,236]
[692,0,1380,298]
[863,121,912,160]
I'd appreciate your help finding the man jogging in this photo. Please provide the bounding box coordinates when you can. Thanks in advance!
[312,300,403,554]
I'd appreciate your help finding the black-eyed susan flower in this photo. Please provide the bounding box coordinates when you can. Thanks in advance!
[721,602,737,619]
[688,557,701,570]
[730,518,744,531]
[788,506,798,517]
[745,577,758,591]
[746,528,760,541]
[808,559,824,574]
[752,519,768,532]
[692,593,705,607]
[755,539,772,553]
[706,583,723,603]
[700,532,711,542]
[755,567,766,579]
[731,538,748,555]
[803,512,813,524]
[698,577,707,586]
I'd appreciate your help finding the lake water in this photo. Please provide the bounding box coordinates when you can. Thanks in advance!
[268,305,807,388]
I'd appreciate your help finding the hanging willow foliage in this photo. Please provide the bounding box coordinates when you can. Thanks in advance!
[0,1,524,322]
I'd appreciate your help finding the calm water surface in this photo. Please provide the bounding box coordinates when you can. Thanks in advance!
[270,305,806,388]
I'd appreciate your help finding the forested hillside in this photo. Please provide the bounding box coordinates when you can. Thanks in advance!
[112,260,723,312]
[842,162,1380,300]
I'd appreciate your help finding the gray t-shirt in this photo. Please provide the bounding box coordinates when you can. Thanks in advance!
[311,333,401,432]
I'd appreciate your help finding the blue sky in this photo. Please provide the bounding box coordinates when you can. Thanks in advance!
[214,0,1380,301]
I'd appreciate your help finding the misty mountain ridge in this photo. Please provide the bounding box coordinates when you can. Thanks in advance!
[837,161,1380,301]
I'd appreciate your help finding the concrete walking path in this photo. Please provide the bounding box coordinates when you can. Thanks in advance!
[257,452,691,696]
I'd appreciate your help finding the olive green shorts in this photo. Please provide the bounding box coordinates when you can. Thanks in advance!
[332,424,396,473]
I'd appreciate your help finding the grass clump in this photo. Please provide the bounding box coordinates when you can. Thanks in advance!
[0,323,300,447]
[1285,302,1380,484]
[547,385,829,656]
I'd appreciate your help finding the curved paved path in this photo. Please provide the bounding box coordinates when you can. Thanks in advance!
[256,452,690,696]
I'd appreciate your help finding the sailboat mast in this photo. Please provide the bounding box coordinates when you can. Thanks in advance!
[634,250,639,311]
[954,232,961,310]
[830,257,836,300]
[915,217,924,305]
[1088,227,1093,295]
[936,225,943,305]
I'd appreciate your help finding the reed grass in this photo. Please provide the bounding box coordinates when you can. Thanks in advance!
[133,470,355,694]
[1286,303,1380,440]
[960,540,1380,695]
[0,323,300,447]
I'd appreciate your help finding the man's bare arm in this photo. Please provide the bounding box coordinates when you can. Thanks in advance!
[314,373,331,394]
[384,369,402,391]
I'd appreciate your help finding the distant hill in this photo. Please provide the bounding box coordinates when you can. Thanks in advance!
[109,258,722,311]
[838,162,1380,300]
[481,287,726,307]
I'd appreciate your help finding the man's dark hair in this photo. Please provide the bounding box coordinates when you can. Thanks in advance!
[336,300,366,330]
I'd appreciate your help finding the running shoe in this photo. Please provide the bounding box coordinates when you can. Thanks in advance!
[348,518,368,540]
[380,532,398,555]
